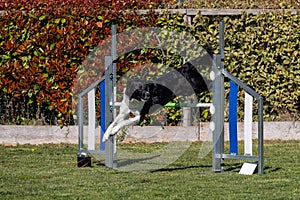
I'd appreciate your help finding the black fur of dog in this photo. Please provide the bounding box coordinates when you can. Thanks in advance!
[136,61,212,124]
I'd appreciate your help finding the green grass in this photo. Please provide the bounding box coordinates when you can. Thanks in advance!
[0,141,299,199]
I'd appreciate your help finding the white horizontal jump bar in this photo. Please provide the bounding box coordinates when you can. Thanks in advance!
[182,103,212,108]
[111,102,212,108]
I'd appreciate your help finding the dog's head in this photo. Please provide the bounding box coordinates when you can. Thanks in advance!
[125,79,151,101]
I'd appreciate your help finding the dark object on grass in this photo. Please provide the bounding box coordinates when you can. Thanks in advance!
[77,153,91,167]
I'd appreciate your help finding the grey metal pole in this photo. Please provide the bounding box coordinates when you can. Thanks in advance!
[112,24,117,118]
[112,25,117,60]
[78,96,84,151]
[212,21,226,173]
[258,97,264,174]
[112,25,117,168]
[105,25,118,168]
[219,21,225,170]
[105,56,116,168]
[212,54,224,173]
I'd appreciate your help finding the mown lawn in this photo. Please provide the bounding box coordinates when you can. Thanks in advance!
[0,140,299,199]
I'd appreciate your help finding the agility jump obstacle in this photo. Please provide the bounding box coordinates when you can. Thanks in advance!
[211,22,264,174]
[77,23,264,174]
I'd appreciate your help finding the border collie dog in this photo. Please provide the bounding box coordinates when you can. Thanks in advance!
[102,56,213,142]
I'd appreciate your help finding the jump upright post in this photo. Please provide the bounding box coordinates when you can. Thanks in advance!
[101,24,118,168]
[211,21,264,174]
[78,25,117,168]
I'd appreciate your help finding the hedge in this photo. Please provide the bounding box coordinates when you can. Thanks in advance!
[0,0,176,126]
[171,0,300,9]
[0,1,299,125]
[192,12,300,121]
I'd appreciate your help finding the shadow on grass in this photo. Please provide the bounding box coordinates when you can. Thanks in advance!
[263,166,281,173]
[95,159,282,174]
[151,164,212,173]
[95,157,211,173]
[116,155,161,168]
[224,163,243,172]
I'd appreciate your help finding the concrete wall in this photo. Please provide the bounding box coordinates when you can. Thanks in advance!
[0,125,99,146]
[0,121,299,145]
[123,121,300,143]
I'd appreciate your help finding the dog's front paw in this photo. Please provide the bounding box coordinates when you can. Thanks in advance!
[102,132,110,142]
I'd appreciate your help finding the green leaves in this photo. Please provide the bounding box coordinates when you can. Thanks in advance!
[28,13,38,19]
[193,12,300,121]
[172,0,300,9]
[39,15,47,21]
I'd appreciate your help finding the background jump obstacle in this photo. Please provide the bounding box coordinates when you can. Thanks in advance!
[212,21,264,174]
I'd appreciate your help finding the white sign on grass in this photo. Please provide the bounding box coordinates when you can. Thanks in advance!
[239,162,257,175]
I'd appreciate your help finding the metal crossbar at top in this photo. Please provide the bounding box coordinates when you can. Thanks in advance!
[1,8,299,17]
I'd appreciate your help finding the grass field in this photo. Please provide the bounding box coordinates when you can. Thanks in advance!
[0,140,299,199]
